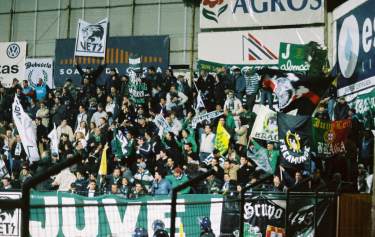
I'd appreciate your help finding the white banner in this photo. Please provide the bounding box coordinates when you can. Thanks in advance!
[0,42,27,87]
[12,96,40,163]
[250,105,278,142]
[48,124,59,155]
[198,27,324,65]
[200,0,324,29]
[0,192,22,236]
[75,18,108,57]
[25,58,54,89]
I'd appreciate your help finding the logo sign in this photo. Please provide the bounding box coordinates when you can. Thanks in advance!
[200,0,324,29]
[75,18,108,57]
[25,58,54,89]
[334,0,375,96]
[0,192,22,236]
[198,27,324,66]
[6,44,21,59]
[278,42,310,72]
[55,36,170,87]
[0,42,27,87]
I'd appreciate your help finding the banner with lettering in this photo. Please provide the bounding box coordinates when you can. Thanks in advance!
[243,194,331,237]
[192,111,224,128]
[278,43,310,72]
[348,88,375,130]
[0,42,27,87]
[25,58,54,89]
[0,192,22,236]
[250,105,278,142]
[28,192,223,237]
[200,0,324,29]
[312,118,352,157]
[74,18,108,57]
[278,113,312,168]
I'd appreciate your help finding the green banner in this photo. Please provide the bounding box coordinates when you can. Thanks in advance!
[279,42,310,72]
[128,76,149,105]
[312,118,352,157]
[197,59,275,73]
[349,89,375,130]
[29,192,223,237]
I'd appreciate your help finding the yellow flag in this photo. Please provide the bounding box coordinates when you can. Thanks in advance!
[98,144,109,175]
[215,122,230,155]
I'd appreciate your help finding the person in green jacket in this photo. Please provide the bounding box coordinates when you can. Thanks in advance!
[166,167,191,194]
[250,137,279,174]
[177,129,198,153]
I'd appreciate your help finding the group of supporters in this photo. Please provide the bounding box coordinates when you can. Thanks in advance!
[0,63,373,198]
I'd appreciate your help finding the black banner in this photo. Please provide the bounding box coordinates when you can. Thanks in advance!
[277,113,312,169]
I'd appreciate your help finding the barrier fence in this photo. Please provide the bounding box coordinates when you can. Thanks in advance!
[0,167,341,237]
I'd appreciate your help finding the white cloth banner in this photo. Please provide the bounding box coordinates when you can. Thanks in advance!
[48,123,59,155]
[74,18,108,57]
[12,96,40,163]
[250,105,278,142]
[0,42,27,87]
[25,58,54,89]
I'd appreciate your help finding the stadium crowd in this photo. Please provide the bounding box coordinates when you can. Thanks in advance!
[0,64,373,197]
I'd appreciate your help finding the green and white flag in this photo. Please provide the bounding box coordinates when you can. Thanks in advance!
[112,130,128,159]
[349,88,375,130]
[29,192,223,237]
[250,105,278,142]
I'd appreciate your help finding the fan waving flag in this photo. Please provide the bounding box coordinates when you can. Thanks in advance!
[258,67,335,115]
[277,113,312,169]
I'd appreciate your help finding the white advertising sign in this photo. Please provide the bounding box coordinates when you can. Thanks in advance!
[198,27,324,65]
[200,0,324,29]
[0,42,27,87]
[25,58,54,89]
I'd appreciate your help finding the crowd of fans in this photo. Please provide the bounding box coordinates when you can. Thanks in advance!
[0,64,373,197]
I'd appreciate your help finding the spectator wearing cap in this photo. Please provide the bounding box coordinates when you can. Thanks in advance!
[90,103,107,127]
[151,169,172,195]
[136,135,152,161]
[134,162,154,192]
[36,100,49,128]
[199,124,216,163]
[166,167,190,194]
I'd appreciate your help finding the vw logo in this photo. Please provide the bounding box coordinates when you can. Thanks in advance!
[338,15,359,78]
[6,43,21,59]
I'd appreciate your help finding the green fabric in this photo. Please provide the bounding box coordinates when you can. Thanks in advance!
[251,139,279,174]
[166,174,191,194]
